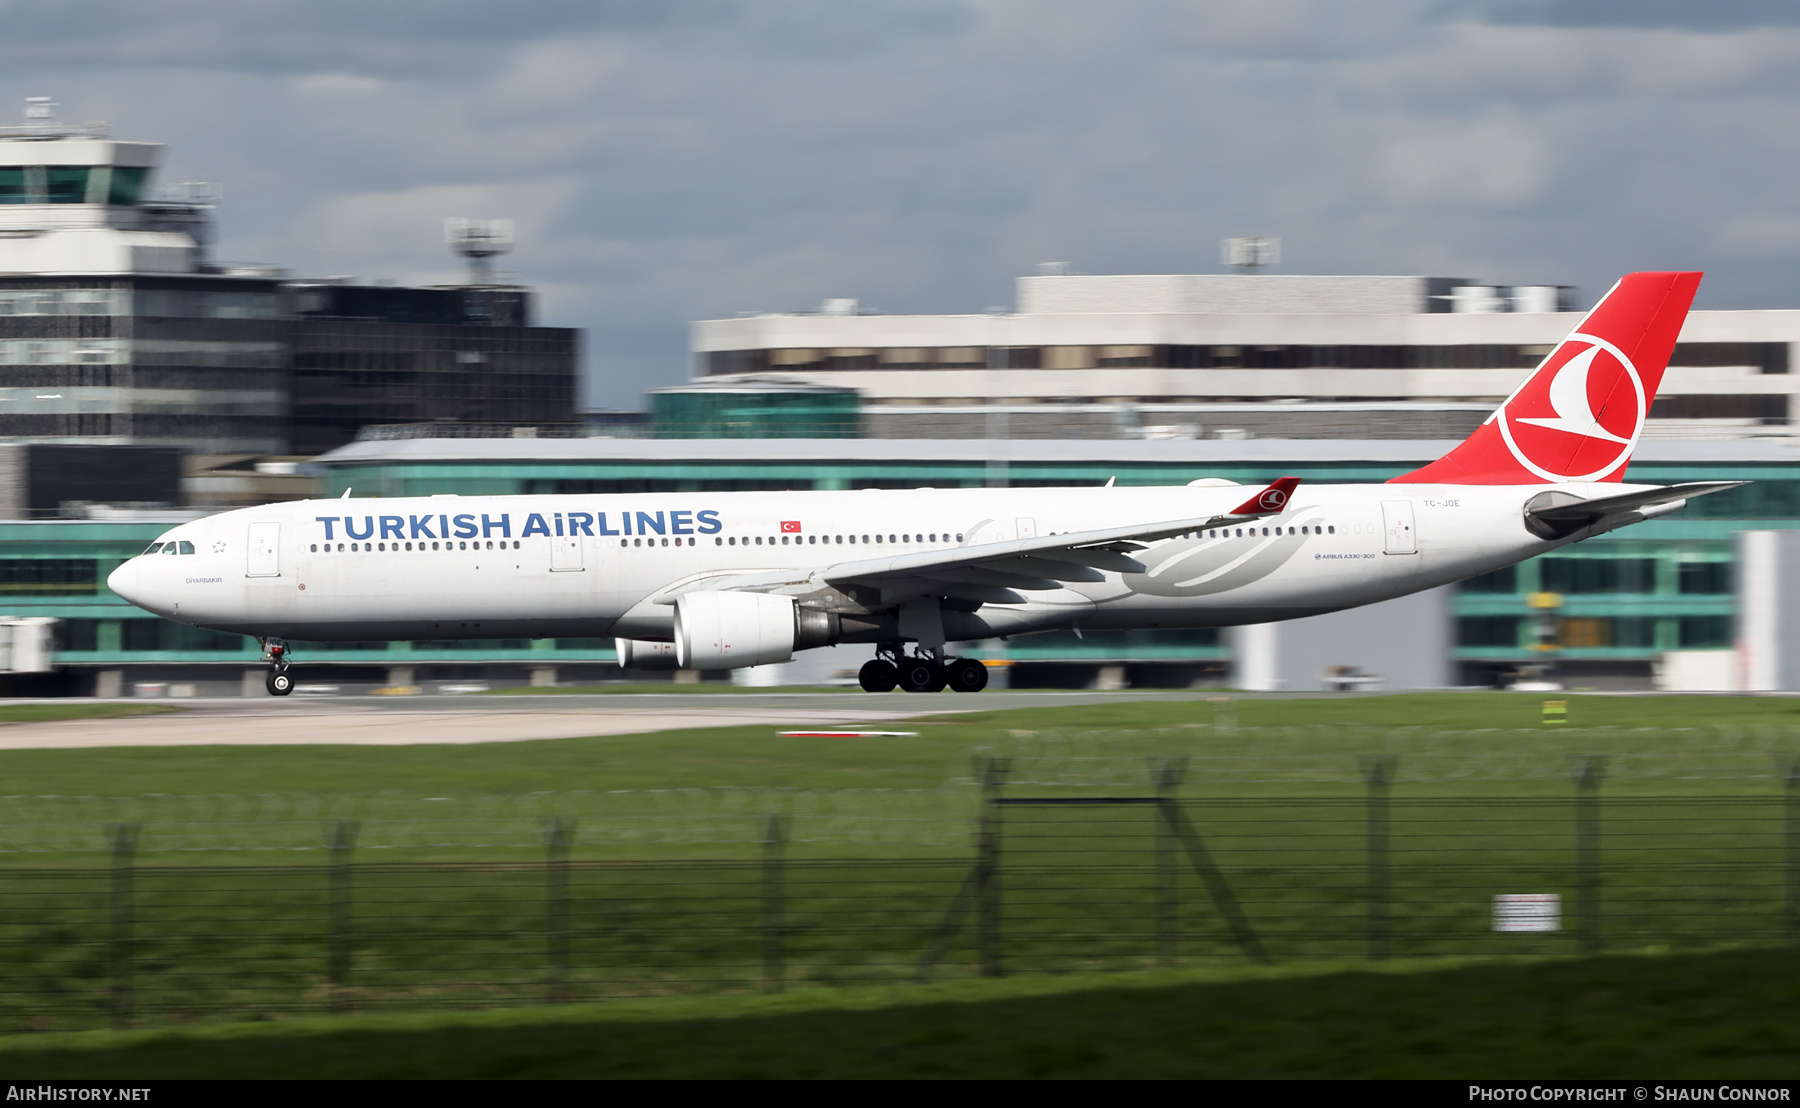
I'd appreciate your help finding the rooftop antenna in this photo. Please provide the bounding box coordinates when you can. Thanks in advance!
[445,218,514,286]
[3,98,105,141]
[1221,236,1280,274]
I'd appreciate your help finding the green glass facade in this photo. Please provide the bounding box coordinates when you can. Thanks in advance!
[649,388,860,439]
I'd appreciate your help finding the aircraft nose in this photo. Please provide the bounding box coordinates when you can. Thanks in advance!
[107,559,145,607]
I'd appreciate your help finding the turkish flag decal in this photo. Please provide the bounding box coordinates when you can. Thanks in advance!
[780,521,802,533]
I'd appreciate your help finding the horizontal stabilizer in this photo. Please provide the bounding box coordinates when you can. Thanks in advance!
[1524,481,1744,539]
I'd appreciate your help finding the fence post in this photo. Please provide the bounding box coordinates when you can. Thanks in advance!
[326,820,358,1014]
[1154,757,1188,967]
[1572,755,1607,955]
[762,814,788,993]
[107,822,139,1031]
[976,755,1009,978]
[1783,758,1799,944]
[1363,756,1396,962]
[545,816,573,1004]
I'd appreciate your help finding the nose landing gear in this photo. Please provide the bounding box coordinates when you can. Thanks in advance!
[260,637,294,697]
[858,646,988,693]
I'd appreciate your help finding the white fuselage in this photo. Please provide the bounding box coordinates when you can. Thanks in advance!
[107,482,1604,647]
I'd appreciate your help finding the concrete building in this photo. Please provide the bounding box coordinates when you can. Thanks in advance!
[288,282,578,456]
[693,272,1794,442]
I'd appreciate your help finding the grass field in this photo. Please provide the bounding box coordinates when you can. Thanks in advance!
[0,945,1794,1078]
[1,691,1797,803]
[0,692,1794,1041]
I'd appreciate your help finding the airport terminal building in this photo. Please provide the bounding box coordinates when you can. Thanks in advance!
[692,272,1797,443]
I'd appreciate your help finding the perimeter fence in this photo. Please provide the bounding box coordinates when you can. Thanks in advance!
[0,750,1797,1033]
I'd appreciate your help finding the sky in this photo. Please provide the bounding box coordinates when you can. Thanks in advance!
[5,0,1800,408]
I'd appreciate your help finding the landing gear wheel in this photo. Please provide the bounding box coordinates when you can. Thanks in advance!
[858,659,898,693]
[947,658,989,693]
[266,669,293,697]
[897,658,942,693]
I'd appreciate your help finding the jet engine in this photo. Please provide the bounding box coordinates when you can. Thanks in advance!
[614,638,679,670]
[673,591,839,670]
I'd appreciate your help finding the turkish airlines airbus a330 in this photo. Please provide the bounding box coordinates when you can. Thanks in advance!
[109,271,1739,695]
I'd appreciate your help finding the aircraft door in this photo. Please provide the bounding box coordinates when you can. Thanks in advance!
[1016,517,1038,540]
[246,522,281,576]
[1380,501,1417,555]
[550,533,584,572]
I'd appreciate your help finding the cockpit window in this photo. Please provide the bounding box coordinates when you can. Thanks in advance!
[142,543,163,556]
[163,544,178,555]
[177,541,195,554]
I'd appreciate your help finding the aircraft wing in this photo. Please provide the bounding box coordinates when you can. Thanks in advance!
[645,478,1303,608]
[824,477,1304,604]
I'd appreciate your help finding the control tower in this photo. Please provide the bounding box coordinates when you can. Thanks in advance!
[0,99,209,275]
[0,99,576,466]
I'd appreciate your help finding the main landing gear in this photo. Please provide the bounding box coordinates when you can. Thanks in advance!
[859,646,989,694]
[260,637,293,697]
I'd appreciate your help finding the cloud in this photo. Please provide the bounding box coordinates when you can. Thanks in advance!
[1379,118,1549,208]
[1443,0,1800,33]
[0,0,712,77]
[1714,215,1800,260]
[5,1,1800,405]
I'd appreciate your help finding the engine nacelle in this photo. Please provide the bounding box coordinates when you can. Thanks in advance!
[674,591,840,670]
[614,638,680,670]
[675,591,795,670]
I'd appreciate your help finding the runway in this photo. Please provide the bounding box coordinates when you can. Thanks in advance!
[0,689,1220,750]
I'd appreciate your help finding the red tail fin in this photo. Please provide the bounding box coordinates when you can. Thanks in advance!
[1390,271,1701,485]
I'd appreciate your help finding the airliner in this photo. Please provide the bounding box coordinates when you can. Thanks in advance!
[108,271,1739,695]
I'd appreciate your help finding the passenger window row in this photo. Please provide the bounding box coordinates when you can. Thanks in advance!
[310,540,524,553]
[1197,525,1334,538]
[708,532,963,548]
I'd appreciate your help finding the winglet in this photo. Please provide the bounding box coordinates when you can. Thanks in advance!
[1229,476,1300,516]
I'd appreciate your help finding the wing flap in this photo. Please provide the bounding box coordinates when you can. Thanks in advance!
[921,566,1064,591]
[984,556,1107,583]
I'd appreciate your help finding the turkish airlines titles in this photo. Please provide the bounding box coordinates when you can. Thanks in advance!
[313,509,726,543]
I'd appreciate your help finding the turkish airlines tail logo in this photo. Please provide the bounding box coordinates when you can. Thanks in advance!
[1390,271,1701,486]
